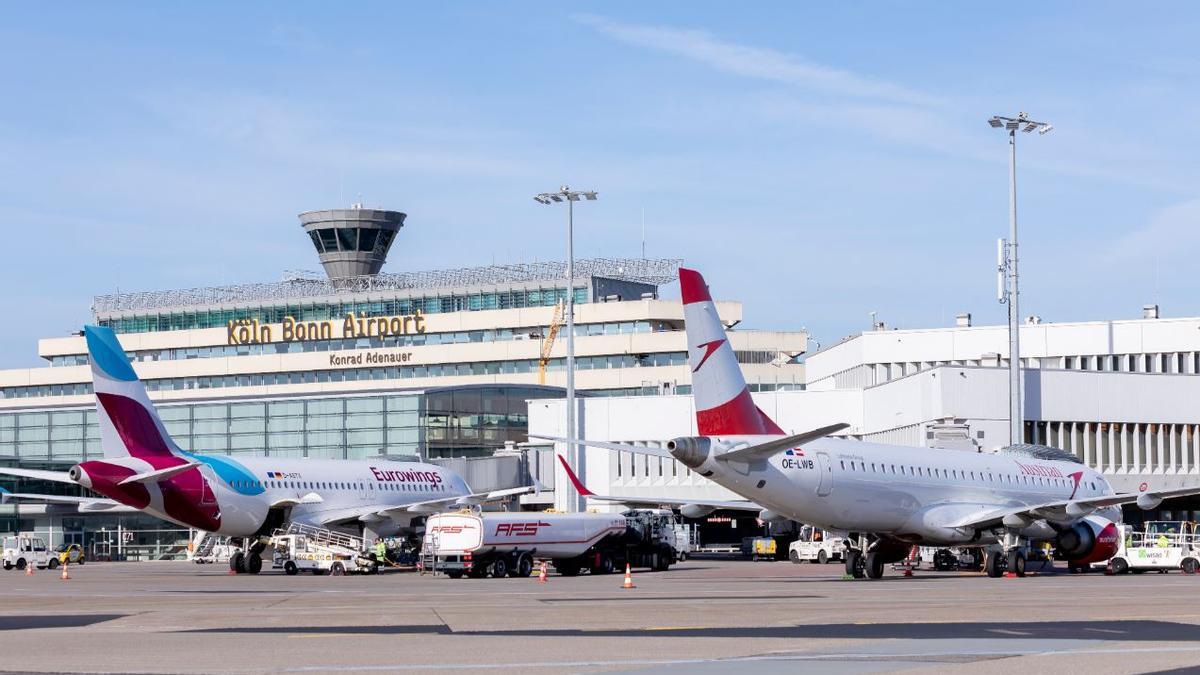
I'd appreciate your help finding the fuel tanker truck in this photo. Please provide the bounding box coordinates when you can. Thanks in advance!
[421,509,681,578]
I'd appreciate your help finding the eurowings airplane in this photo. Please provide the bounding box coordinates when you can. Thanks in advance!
[0,326,529,573]
[538,267,1200,579]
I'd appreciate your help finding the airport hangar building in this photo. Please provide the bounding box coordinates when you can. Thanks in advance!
[0,206,806,558]
[529,308,1200,538]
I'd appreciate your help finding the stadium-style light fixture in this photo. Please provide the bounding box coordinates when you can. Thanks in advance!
[989,111,1052,448]
[533,185,599,513]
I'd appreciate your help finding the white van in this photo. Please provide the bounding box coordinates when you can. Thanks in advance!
[2,533,57,571]
[789,526,844,564]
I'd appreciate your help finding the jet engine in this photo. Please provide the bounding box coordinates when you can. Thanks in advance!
[666,436,713,469]
[680,504,716,519]
[1055,516,1120,564]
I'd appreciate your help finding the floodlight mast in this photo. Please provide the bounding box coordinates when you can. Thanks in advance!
[989,112,1051,447]
[533,185,598,512]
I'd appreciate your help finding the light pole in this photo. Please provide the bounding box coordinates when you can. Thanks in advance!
[989,112,1052,447]
[534,185,598,512]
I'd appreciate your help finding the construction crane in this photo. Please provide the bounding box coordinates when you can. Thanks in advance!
[538,300,565,385]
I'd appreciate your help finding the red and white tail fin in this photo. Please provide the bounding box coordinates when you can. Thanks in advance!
[680,268,784,436]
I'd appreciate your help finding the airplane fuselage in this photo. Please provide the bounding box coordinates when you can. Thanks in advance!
[687,436,1119,546]
[75,454,471,537]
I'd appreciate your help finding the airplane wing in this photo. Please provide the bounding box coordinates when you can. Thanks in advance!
[314,486,539,526]
[949,484,1200,530]
[556,455,761,511]
[0,466,76,484]
[0,488,130,512]
[528,434,672,458]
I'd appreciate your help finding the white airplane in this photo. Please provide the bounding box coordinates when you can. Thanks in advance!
[0,326,530,574]
[538,267,1200,579]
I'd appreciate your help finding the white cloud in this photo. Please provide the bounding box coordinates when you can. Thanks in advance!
[575,14,941,107]
[1100,198,1200,265]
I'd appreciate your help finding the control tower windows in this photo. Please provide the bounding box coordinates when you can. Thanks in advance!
[357,228,380,252]
[307,227,392,254]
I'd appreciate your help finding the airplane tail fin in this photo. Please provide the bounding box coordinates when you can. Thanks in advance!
[85,326,185,461]
[680,268,784,436]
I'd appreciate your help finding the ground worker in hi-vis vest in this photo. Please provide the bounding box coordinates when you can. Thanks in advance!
[375,538,387,565]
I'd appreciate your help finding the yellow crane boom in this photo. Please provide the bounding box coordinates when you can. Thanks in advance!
[538,300,565,385]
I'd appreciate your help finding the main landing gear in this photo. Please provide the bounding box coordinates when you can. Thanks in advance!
[229,539,267,575]
[843,535,905,580]
[986,532,1027,578]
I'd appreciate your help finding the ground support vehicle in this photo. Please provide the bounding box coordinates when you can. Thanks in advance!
[422,509,682,579]
[2,533,57,570]
[1107,521,1200,575]
[789,527,843,564]
[55,543,85,566]
[265,523,376,576]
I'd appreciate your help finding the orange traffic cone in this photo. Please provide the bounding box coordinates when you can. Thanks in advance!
[538,561,547,584]
[24,563,33,577]
[60,562,70,581]
[621,563,635,589]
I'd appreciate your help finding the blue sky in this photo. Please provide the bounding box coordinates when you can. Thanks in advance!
[1,3,1197,366]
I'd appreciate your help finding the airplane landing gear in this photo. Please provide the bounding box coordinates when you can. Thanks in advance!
[865,551,885,579]
[844,550,866,579]
[1006,549,1026,578]
[987,532,1027,578]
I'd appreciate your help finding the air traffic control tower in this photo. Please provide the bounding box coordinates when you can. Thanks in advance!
[299,205,406,279]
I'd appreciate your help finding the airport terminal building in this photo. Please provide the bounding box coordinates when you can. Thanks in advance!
[0,206,807,558]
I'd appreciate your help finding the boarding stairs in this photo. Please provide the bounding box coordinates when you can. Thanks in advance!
[275,523,367,556]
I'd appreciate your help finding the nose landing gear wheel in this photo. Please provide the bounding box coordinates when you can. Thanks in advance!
[229,551,245,574]
[246,552,263,575]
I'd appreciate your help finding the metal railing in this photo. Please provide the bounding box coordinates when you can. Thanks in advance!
[93,258,682,314]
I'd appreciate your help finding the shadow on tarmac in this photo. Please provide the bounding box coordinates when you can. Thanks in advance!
[4,615,126,631]
[179,620,1200,641]
[538,594,823,603]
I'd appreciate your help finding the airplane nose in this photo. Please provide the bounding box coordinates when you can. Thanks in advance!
[69,464,91,489]
[667,436,711,469]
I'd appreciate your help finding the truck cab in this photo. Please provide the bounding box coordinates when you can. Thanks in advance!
[3,533,57,571]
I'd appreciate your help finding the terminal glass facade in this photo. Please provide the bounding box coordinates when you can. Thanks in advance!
[0,386,562,463]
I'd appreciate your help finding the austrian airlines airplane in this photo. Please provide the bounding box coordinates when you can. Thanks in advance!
[0,326,528,574]
[540,268,1200,579]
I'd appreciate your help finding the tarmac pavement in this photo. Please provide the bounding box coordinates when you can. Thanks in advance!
[2,558,1200,674]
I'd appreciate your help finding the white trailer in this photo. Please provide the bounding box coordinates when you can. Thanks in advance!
[2,533,57,571]
[789,526,843,564]
[1108,521,1200,575]
[422,509,680,579]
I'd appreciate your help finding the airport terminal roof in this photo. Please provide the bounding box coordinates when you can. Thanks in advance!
[92,257,681,315]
